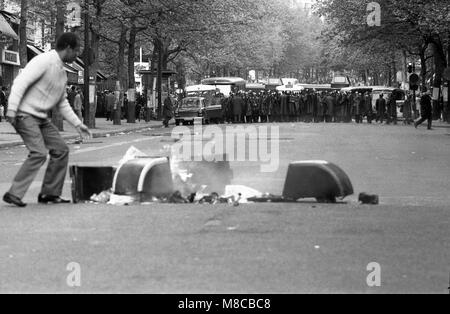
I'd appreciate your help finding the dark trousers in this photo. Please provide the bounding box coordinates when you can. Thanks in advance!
[377,111,386,123]
[9,115,70,199]
[415,115,432,129]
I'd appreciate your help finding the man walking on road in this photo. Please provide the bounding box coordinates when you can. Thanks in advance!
[414,87,433,130]
[3,32,91,208]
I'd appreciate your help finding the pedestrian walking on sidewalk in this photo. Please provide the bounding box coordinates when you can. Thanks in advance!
[105,91,115,121]
[67,86,76,109]
[73,88,83,121]
[3,32,92,208]
[414,87,433,130]
[0,86,7,122]
[162,95,173,128]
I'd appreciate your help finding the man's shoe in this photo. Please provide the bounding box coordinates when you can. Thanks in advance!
[38,194,71,204]
[3,193,27,207]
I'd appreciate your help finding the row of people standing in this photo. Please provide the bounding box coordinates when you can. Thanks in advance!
[220,90,402,125]
[100,90,150,122]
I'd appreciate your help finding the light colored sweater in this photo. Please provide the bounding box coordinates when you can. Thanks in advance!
[8,50,82,127]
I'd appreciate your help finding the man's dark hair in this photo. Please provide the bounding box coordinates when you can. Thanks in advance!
[56,32,79,51]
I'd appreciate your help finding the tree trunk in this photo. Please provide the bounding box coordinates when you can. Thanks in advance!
[18,0,28,68]
[85,0,103,129]
[431,38,447,120]
[402,50,408,87]
[83,0,90,127]
[157,37,163,119]
[373,72,379,86]
[446,32,450,123]
[127,25,137,123]
[175,59,186,91]
[419,44,428,88]
[391,52,397,87]
[52,0,66,131]
[114,24,127,125]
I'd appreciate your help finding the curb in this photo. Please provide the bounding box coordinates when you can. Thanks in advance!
[0,122,166,150]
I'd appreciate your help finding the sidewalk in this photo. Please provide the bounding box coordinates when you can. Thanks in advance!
[0,118,167,149]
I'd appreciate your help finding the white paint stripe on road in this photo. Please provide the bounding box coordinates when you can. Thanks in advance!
[71,137,159,155]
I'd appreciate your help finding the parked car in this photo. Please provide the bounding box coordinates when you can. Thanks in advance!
[175,96,223,125]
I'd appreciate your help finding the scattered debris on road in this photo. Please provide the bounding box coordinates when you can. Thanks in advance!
[358,193,379,205]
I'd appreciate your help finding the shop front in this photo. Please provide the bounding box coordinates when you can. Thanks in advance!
[0,12,20,89]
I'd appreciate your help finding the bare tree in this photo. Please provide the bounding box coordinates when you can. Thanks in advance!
[18,0,28,68]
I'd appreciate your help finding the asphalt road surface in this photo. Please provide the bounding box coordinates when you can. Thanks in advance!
[0,122,449,294]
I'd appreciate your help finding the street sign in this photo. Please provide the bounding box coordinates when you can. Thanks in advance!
[67,2,81,28]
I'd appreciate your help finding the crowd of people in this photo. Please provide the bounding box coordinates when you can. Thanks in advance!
[215,89,425,126]
[96,90,150,122]
[46,83,436,130]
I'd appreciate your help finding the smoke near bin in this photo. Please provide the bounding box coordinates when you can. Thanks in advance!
[70,153,234,204]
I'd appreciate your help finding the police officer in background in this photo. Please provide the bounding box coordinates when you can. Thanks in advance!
[376,94,386,123]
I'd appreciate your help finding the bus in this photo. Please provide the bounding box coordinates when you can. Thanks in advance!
[298,84,339,92]
[185,84,218,97]
[201,77,246,97]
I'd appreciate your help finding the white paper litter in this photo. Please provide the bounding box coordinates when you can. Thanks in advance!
[108,194,138,206]
[118,146,148,165]
[223,185,263,204]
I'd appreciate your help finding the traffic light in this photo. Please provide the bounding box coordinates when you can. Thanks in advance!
[409,74,419,91]
[407,63,413,74]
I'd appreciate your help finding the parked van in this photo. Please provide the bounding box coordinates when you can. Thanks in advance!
[371,87,406,118]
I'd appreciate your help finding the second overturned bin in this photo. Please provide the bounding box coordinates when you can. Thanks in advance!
[282,161,354,203]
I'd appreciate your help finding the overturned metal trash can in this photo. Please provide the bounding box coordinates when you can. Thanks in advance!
[112,157,174,202]
[282,161,353,203]
[70,166,115,203]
